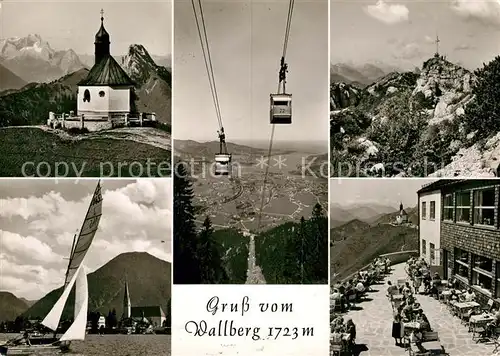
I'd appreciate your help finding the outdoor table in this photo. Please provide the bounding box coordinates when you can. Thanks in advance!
[455,302,480,320]
[470,314,494,337]
[422,340,444,355]
[440,290,451,302]
[402,321,421,335]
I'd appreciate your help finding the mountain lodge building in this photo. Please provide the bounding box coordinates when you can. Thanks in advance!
[77,10,135,119]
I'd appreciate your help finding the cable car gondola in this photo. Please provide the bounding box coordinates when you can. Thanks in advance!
[270,55,292,124]
[214,153,231,176]
[214,127,231,176]
[270,93,292,124]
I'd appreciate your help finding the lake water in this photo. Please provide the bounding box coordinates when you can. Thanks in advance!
[0,334,171,356]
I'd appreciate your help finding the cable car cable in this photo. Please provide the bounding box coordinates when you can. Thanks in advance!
[191,0,223,130]
[191,0,231,174]
[256,0,295,231]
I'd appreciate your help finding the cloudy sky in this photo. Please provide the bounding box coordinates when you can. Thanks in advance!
[0,0,172,56]
[330,178,436,208]
[331,0,500,70]
[174,0,328,143]
[0,179,171,300]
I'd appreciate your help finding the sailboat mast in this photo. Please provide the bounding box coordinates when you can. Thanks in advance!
[64,181,101,287]
[65,233,77,283]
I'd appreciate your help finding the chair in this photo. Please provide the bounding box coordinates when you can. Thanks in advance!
[420,331,438,342]
[482,299,494,313]
[493,335,500,353]
[472,322,488,343]
[330,343,343,356]
[348,294,356,309]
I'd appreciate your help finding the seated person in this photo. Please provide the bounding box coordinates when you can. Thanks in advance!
[464,288,476,302]
[330,327,342,344]
[355,280,365,294]
[449,289,459,302]
[387,281,398,297]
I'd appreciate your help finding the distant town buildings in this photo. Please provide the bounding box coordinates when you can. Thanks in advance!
[418,179,500,304]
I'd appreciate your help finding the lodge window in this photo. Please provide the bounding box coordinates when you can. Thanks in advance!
[456,191,471,223]
[454,248,469,280]
[443,194,453,220]
[472,254,493,294]
[473,188,495,226]
[422,239,427,256]
[430,243,436,264]
[99,90,105,97]
[422,202,427,220]
[430,201,436,220]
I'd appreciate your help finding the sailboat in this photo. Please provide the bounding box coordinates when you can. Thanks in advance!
[0,181,103,355]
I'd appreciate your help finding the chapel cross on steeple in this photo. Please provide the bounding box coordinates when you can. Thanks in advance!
[100,8,104,21]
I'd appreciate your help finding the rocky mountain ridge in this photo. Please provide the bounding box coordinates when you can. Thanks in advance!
[330,54,500,177]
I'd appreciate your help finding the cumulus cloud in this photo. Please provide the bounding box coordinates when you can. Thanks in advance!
[0,179,171,300]
[364,0,409,25]
[451,0,500,26]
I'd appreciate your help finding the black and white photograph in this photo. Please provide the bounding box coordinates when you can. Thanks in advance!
[173,0,328,285]
[330,178,500,356]
[0,179,172,355]
[330,0,500,178]
[0,1,172,177]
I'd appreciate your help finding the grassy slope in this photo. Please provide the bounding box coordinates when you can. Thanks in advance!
[0,128,171,177]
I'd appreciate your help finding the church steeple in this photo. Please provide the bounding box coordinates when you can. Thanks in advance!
[123,278,131,319]
[400,202,403,212]
[94,9,110,64]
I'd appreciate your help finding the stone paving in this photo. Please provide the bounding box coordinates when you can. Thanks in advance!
[333,263,498,355]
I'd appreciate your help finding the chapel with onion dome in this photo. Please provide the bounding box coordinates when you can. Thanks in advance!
[77,9,135,119]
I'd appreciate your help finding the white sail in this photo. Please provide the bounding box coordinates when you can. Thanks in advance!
[41,263,81,331]
[60,265,88,341]
[65,181,102,288]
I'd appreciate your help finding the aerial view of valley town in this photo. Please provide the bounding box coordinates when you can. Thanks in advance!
[0,2,172,177]
[173,0,328,287]
[330,177,500,356]
[330,0,500,177]
[0,179,172,355]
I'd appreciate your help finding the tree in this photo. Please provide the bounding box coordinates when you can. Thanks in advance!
[463,56,500,140]
[198,216,229,283]
[173,162,201,283]
[164,298,171,327]
[308,204,328,283]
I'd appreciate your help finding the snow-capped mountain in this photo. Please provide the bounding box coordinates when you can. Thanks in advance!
[0,34,86,83]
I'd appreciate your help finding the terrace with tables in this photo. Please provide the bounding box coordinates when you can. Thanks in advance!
[330,255,500,356]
